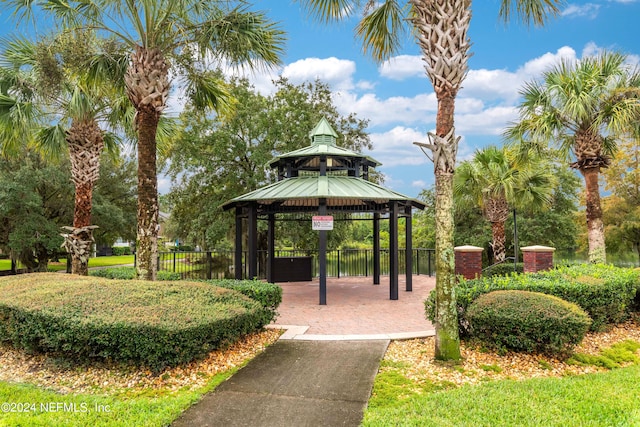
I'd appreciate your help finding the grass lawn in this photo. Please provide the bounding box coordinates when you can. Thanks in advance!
[363,365,640,427]
[0,371,231,427]
[0,255,134,272]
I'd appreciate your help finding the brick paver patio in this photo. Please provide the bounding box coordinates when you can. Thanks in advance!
[270,275,436,339]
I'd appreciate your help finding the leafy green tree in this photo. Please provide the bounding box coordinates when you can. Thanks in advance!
[9,0,286,280]
[92,154,138,248]
[0,152,72,271]
[300,0,564,360]
[166,77,371,250]
[454,145,555,263]
[506,51,640,263]
[602,136,640,264]
[510,166,580,258]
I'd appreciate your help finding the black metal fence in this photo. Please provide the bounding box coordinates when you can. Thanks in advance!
[157,248,436,280]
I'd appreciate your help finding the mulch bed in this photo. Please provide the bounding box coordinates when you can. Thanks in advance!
[383,316,640,387]
[0,329,282,395]
[1,317,639,396]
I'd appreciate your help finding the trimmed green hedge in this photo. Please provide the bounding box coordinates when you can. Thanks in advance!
[90,268,282,322]
[483,263,524,277]
[90,266,181,281]
[0,273,274,371]
[111,246,131,256]
[426,264,640,333]
[467,290,592,355]
[204,279,282,323]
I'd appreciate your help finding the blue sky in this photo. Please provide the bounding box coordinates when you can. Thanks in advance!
[1,2,637,198]
[218,0,640,198]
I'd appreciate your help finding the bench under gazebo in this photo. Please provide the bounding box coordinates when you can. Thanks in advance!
[223,118,426,305]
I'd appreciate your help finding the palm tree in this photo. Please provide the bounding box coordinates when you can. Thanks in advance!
[300,0,564,360]
[505,51,640,264]
[0,32,125,275]
[454,145,555,263]
[11,1,286,280]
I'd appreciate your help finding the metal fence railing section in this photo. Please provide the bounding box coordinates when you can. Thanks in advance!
[156,248,436,280]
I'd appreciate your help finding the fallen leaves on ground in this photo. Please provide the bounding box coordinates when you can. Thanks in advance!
[383,317,640,387]
[0,329,281,395]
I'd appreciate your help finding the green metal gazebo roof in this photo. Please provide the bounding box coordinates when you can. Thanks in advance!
[223,117,425,213]
[268,117,382,168]
[223,175,425,210]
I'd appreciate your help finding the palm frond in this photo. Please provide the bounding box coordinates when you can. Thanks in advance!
[183,70,235,115]
[355,0,406,62]
[36,123,67,159]
[296,0,359,22]
[195,7,286,70]
[499,0,566,27]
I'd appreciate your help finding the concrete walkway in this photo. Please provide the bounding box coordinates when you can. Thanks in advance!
[171,276,435,427]
[171,340,389,427]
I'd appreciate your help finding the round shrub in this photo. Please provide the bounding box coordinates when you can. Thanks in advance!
[467,290,592,356]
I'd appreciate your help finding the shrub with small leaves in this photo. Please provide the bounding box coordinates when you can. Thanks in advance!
[483,263,524,277]
[111,246,131,256]
[467,290,592,356]
[205,279,282,322]
[426,264,639,333]
[0,273,274,371]
[90,267,180,281]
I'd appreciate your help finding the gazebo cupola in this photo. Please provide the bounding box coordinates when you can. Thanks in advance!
[270,117,380,182]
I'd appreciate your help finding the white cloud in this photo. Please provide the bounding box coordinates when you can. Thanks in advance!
[367,126,431,167]
[562,3,601,19]
[281,57,357,91]
[335,91,438,127]
[379,55,424,80]
[411,180,427,188]
[519,46,577,77]
[456,105,519,135]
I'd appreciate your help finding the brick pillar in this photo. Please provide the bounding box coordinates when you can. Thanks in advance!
[454,246,484,280]
[521,245,555,273]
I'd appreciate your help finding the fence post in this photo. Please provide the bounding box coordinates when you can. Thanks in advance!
[521,245,555,273]
[416,250,420,275]
[66,255,71,274]
[337,250,340,278]
[173,252,176,272]
[428,250,433,277]
[454,246,484,280]
[207,251,213,280]
[365,250,368,276]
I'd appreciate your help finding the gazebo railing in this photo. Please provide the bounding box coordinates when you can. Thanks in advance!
[156,248,435,280]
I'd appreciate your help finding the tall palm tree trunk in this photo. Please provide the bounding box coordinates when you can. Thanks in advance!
[63,119,104,276]
[432,95,461,361]
[485,197,510,263]
[125,46,169,281]
[581,167,606,263]
[491,221,507,263]
[412,0,470,361]
[136,110,160,281]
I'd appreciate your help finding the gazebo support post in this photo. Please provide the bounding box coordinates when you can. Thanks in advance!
[373,212,380,285]
[234,207,243,280]
[248,204,258,279]
[319,199,328,305]
[405,206,413,292]
[389,202,399,300]
[267,213,275,283]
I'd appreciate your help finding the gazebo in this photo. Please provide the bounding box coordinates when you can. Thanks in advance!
[223,118,426,305]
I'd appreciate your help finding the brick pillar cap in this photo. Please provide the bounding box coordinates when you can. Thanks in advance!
[454,245,484,252]
[521,245,556,252]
